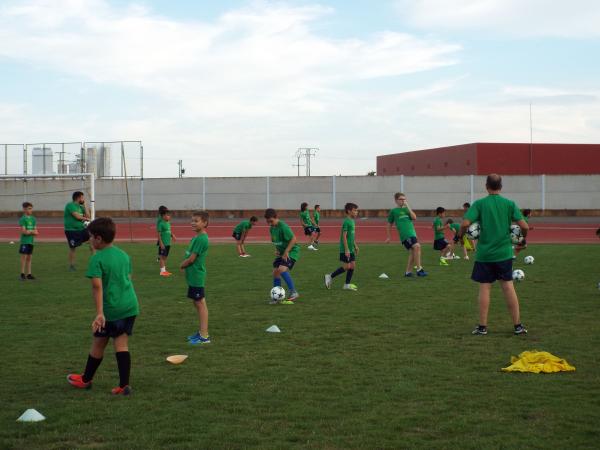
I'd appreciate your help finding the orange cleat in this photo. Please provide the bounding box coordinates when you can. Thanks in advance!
[111,385,131,396]
[67,373,92,389]
[160,271,172,277]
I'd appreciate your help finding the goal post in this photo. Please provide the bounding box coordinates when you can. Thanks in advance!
[0,173,95,219]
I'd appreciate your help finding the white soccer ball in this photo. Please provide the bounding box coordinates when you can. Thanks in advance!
[466,222,480,240]
[270,286,286,301]
[524,255,534,265]
[510,224,523,244]
[83,220,91,228]
[512,269,525,281]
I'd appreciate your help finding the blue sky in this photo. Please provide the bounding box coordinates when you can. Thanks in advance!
[1,0,599,177]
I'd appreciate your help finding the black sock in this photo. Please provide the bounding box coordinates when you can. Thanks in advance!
[345,269,354,284]
[116,351,131,388]
[82,354,103,383]
[331,267,345,278]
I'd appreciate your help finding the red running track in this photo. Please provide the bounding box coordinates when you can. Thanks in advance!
[1,219,598,244]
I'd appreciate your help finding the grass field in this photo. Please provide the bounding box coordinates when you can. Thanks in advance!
[1,241,599,449]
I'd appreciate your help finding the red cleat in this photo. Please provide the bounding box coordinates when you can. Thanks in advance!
[67,373,92,389]
[111,385,132,396]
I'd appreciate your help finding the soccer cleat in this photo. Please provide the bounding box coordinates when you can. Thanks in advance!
[287,291,300,301]
[111,385,132,396]
[187,332,201,341]
[20,273,26,281]
[405,272,413,277]
[452,254,461,260]
[324,274,332,289]
[26,274,36,280]
[465,256,470,260]
[67,373,92,389]
[307,245,317,251]
[189,334,211,345]
[514,324,528,335]
[343,283,358,291]
[472,326,488,335]
[239,253,251,258]
[439,258,449,266]
[68,265,76,272]
[280,300,295,305]
[416,269,428,277]
[160,271,172,277]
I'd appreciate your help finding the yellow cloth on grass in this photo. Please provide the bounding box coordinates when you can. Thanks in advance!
[463,236,474,251]
[502,351,576,373]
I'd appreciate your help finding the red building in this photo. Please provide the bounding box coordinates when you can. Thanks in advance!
[377,143,600,175]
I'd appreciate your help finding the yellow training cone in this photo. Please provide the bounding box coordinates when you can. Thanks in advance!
[166,355,188,365]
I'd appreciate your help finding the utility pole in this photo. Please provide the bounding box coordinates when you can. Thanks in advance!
[295,148,318,176]
[178,160,185,178]
[293,149,305,176]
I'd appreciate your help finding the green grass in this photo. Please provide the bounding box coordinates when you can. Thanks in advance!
[1,242,599,449]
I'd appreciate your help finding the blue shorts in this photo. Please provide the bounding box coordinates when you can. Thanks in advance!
[471,259,513,283]
[94,315,136,338]
[433,238,449,251]
[65,229,89,249]
[187,286,206,302]
[402,236,419,250]
[339,253,356,263]
[19,244,34,255]
[273,257,296,271]
[158,245,170,257]
[303,226,315,236]
[232,231,242,241]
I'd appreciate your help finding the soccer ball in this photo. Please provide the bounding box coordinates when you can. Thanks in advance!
[512,269,525,281]
[524,255,534,265]
[83,220,91,228]
[510,224,523,244]
[270,286,286,301]
[466,222,480,240]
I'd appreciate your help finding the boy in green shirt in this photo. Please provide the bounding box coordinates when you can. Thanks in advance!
[386,193,427,277]
[446,218,469,260]
[232,216,258,257]
[156,205,167,262]
[325,203,359,291]
[433,207,454,266]
[265,208,300,304]
[181,211,211,345]
[64,191,92,271]
[300,202,318,250]
[459,174,529,336]
[313,204,322,246]
[18,202,38,280]
[67,217,139,395]
[157,208,176,276]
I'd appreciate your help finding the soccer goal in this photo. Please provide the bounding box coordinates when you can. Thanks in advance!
[0,173,96,218]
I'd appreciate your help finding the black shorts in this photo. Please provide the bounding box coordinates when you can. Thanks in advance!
[65,230,90,249]
[433,238,449,251]
[339,253,356,263]
[314,226,321,233]
[402,236,419,250]
[273,257,296,270]
[94,315,136,338]
[453,235,460,243]
[303,226,315,236]
[158,245,171,257]
[18,244,34,255]
[187,286,206,302]
[232,232,242,241]
[471,259,514,283]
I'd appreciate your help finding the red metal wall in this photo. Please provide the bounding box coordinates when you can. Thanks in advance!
[377,144,477,175]
[378,143,600,175]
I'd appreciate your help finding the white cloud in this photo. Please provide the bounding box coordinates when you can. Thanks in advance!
[394,0,600,38]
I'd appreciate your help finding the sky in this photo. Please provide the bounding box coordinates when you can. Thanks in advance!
[1,0,599,178]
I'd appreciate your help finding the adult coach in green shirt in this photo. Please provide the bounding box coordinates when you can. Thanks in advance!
[459,174,529,336]
[64,191,92,271]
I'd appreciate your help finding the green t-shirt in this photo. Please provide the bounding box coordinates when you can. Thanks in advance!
[313,211,320,225]
[339,217,356,254]
[233,220,252,234]
[158,220,172,246]
[19,215,36,245]
[64,202,86,231]
[185,233,209,287]
[85,246,139,322]
[156,216,163,231]
[449,223,460,234]
[433,217,445,240]
[387,207,416,241]
[464,194,524,262]
[300,210,312,227]
[270,220,300,261]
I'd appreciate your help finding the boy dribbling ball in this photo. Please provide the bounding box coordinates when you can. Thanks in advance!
[67,218,139,395]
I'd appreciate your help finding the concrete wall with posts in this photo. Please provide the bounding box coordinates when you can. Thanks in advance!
[1,175,600,213]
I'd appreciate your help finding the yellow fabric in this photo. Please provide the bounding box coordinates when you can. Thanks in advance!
[463,235,474,251]
[502,351,576,373]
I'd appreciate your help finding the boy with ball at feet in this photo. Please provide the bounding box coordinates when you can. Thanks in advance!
[265,208,300,304]
[67,217,139,395]
[325,203,359,291]
[181,211,211,345]
[386,193,427,277]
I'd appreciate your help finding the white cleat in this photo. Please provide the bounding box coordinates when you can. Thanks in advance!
[324,274,332,289]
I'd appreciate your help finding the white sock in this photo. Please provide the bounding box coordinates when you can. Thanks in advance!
[160,267,166,272]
